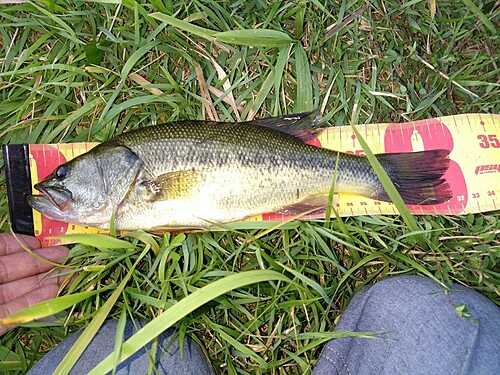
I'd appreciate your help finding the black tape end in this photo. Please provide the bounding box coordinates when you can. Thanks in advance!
[3,144,35,236]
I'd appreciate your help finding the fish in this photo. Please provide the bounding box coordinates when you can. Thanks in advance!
[27,111,451,231]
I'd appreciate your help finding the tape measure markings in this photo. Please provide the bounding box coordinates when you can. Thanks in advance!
[27,114,500,245]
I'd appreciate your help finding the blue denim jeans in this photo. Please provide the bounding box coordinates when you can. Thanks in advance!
[29,276,500,374]
[28,319,215,375]
[313,275,500,374]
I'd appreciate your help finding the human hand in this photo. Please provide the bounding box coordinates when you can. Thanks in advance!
[0,234,69,335]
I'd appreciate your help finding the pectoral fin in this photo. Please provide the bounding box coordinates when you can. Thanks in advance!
[145,170,205,201]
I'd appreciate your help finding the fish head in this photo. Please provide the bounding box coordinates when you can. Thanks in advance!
[27,144,143,228]
[27,155,114,226]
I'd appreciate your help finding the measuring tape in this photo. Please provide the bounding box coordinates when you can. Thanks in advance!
[27,113,499,245]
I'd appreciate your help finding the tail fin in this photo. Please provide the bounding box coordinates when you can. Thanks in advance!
[375,149,452,205]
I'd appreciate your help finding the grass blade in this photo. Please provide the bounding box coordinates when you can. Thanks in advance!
[150,13,294,47]
[0,290,109,327]
[150,12,217,40]
[52,234,133,249]
[460,0,496,34]
[53,246,151,375]
[293,44,313,112]
[215,29,295,47]
[87,270,292,374]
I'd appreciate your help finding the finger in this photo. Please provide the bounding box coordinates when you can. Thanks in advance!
[0,246,70,284]
[0,283,60,335]
[0,270,70,305]
[0,234,41,256]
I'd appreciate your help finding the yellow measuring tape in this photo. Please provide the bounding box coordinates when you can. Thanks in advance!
[29,114,499,245]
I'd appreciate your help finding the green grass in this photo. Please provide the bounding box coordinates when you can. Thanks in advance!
[0,0,499,373]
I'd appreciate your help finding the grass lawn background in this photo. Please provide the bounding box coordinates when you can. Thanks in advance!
[0,0,498,373]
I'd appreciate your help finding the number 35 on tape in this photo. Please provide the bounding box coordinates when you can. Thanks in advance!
[309,113,500,217]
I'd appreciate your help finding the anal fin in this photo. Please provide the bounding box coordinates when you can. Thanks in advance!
[276,194,338,215]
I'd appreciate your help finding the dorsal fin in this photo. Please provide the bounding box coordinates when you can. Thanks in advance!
[248,110,322,143]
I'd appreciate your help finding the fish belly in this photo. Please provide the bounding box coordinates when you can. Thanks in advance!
[114,165,328,230]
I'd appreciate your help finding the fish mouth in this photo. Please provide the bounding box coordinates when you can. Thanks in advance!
[27,183,73,213]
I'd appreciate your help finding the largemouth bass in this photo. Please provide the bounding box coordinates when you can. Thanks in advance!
[27,111,451,230]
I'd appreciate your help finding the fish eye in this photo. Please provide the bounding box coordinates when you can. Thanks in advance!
[55,165,69,179]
